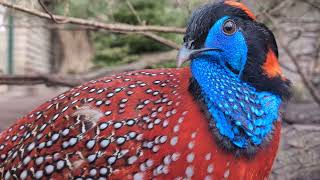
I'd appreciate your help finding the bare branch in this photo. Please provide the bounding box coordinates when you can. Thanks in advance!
[279,62,297,74]
[0,0,182,50]
[38,0,69,24]
[125,0,143,25]
[123,0,180,50]
[0,74,81,87]
[138,32,180,50]
[304,0,320,11]
[0,1,185,34]
[281,41,320,106]
[0,24,102,30]
[85,50,178,79]
[281,18,320,24]
[0,50,177,87]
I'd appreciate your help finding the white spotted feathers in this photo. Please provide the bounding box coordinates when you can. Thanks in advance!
[0,68,278,179]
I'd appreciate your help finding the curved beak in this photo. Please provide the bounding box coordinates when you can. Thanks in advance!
[176,46,222,67]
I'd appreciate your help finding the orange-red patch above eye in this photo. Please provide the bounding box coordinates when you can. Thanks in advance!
[224,1,256,20]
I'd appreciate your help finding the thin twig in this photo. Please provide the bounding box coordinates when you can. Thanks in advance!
[38,0,69,24]
[124,0,180,50]
[0,0,182,49]
[279,62,297,73]
[281,42,320,106]
[0,24,100,30]
[0,1,185,34]
[304,0,320,11]
[126,0,143,24]
[281,18,320,24]
[139,32,180,50]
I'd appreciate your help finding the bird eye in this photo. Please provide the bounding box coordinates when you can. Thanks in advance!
[222,20,237,35]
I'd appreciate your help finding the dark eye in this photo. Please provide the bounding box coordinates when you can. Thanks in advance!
[222,20,237,35]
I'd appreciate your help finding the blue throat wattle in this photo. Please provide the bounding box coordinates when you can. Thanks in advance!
[191,58,281,148]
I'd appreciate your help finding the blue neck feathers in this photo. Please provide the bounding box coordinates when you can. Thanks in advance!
[191,58,281,149]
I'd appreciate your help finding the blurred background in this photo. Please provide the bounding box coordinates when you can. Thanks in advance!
[0,0,319,179]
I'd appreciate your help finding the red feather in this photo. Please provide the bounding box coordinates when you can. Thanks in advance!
[0,68,280,179]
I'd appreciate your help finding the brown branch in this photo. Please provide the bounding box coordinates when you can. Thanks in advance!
[304,0,320,11]
[268,0,293,14]
[0,24,102,30]
[0,1,185,34]
[125,0,143,25]
[279,62,297,73]
[281,18,320,24]
[0,50,177,87]
[0,0,182,49]
[140,32,180,50]
[281,42,320,106]
[123,0,179,50]
[85,50,177,79]
[38,0,69,24]
[0,74,82,87]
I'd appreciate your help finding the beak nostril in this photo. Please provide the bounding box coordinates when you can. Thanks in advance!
[183,40,195,49]
[176,46,223,68]
[187,40,195,49]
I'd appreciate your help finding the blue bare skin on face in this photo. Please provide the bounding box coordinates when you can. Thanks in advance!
[190,16,281,148]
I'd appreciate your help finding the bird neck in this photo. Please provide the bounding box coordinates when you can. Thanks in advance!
[189,57,282,156]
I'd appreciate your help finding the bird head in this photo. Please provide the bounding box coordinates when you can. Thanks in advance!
[178,1,292,154]
[178,1,291,100]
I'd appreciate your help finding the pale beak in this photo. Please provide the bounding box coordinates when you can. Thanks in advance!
[176,46,222,67]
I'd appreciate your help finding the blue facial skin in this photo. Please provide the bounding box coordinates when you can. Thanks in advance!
[204,16,248,77]
[191,16,281,148]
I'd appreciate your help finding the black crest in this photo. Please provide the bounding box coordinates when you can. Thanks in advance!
[184,2,253,49]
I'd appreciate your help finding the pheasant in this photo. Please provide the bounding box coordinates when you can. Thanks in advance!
[0,1,291,179]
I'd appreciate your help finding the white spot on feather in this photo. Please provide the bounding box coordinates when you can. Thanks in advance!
[133,172,144,180]
[224,169,230,178]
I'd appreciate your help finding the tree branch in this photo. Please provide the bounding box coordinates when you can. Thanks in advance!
[85,50,178,79]
[0,74,82,87]
[0,1,185,34]
[139,32,180,50]
[0,0,182,50]
[0,50,177,87]
[281,41,320,106]
[123,0,180,50]
[38,0,69,24]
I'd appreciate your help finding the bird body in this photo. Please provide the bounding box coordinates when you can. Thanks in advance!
[0,68,280,179]
[0,1,291,179]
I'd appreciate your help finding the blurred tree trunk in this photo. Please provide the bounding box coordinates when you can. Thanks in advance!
[53,30,94,74]
[271,123,320,180]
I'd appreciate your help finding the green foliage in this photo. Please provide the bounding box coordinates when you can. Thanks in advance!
[112,0,185,26]
[54,0,109,18]
[54,0,189,67]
